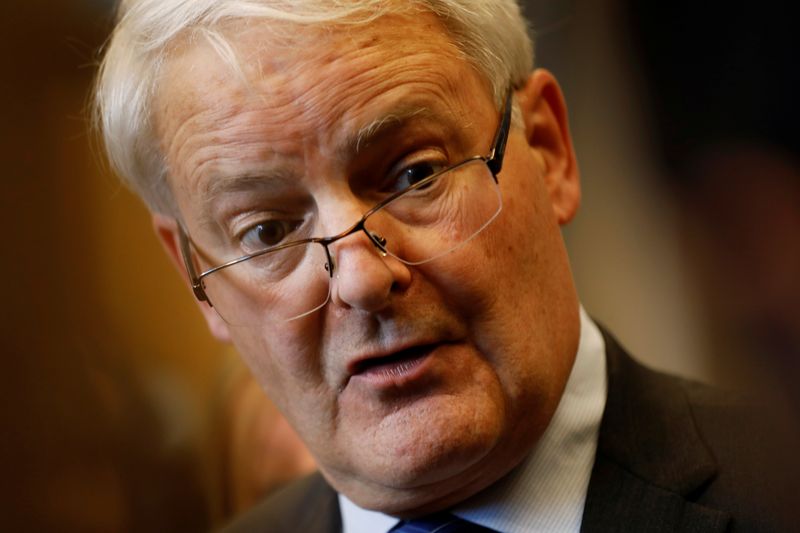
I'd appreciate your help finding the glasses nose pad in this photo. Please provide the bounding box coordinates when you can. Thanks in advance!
[367,230,388,257]
[324,248,337,276]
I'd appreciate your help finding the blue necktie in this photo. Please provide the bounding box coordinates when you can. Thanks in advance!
[389,512,498,532]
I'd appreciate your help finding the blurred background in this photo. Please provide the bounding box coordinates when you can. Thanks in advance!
[1,0,797,531]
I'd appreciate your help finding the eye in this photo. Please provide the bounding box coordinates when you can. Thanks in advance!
[240,219,301,252]
[385,160,447,193]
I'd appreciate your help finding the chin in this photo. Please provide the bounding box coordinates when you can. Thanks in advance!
[332,437,523,517]
[325,393,519,513]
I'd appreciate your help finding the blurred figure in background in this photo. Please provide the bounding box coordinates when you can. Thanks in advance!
[625,0,800,412]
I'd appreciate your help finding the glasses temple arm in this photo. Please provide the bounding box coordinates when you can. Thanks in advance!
[487,89,513,176]
[177,224,210,302]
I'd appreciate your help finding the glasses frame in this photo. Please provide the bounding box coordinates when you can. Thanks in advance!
[178,88,513,307]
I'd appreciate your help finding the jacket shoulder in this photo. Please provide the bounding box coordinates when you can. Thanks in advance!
[597,329,800,531]
[679,377,800,529]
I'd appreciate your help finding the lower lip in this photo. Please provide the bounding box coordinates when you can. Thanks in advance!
[350,346,437,390]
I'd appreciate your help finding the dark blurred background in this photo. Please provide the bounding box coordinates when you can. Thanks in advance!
[1,0,797,531]
[1,1,225,530]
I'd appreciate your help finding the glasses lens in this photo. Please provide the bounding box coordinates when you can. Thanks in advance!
[200,241,332,326]
[364,159,501,265]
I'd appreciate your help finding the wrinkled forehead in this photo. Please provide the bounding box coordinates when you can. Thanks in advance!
[152,12,495,218]
[153,12,477,140]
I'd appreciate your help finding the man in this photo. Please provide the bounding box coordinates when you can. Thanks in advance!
[94,0,797,531]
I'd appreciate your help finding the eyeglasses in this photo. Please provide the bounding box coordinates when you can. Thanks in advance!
[178,89,513,325]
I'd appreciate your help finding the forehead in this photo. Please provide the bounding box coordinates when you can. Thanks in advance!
[153,12,494,218]
[155,12,483,140]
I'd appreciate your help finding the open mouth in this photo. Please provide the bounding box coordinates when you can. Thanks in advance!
[352,343,437,377]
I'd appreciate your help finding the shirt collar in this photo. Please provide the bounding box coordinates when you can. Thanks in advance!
[340,307,607,533]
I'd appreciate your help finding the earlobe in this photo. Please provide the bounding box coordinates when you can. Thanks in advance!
[517,69,581,225]
[152,213,232,343]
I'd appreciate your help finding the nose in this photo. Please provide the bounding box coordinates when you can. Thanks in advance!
[329,229,412,313]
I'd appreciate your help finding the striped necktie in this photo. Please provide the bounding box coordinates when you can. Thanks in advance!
[389,512,499,532]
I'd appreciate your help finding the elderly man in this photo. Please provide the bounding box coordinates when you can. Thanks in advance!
[94,1,795,531]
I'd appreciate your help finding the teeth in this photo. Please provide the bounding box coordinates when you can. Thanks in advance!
[387,359,421,376]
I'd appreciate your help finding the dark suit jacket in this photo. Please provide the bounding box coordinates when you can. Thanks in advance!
[223,330,799,532]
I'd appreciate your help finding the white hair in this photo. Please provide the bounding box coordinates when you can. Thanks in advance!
[93,0,535,215]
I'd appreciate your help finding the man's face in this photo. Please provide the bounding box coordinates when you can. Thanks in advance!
[154,13,581,515]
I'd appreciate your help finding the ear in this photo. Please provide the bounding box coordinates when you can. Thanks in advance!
[517,68,581,225]
[152,213,232,343]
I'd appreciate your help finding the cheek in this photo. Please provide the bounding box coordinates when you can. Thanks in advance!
[440,192,546,318]
[229,326,348,458]
[441,163,572,398]
[490,155,566,302]
[227,320,328,411]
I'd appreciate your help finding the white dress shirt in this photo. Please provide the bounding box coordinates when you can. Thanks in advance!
[340,307,607,533]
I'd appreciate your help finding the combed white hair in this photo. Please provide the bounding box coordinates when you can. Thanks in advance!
[93,0,534,214]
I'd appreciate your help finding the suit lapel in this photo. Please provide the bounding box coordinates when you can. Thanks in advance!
[581,329,731,532]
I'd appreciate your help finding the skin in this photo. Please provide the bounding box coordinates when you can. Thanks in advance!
[153,12,581,516]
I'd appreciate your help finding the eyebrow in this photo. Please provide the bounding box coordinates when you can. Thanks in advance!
[199,167,296,223]
[204,169,294,198]
[346,105,439,156]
